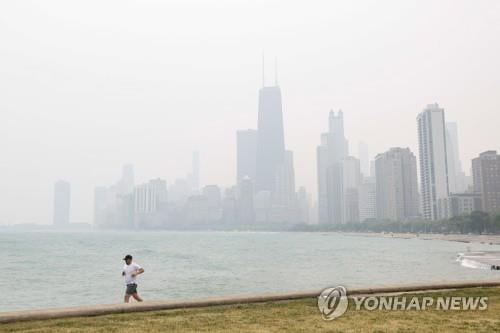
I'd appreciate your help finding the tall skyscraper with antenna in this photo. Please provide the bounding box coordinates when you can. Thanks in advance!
[255,57,286,194]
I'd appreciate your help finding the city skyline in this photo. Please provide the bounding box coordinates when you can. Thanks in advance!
[2,1,500,225]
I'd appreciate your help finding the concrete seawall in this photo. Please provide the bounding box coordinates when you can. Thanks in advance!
[2,280,500,324]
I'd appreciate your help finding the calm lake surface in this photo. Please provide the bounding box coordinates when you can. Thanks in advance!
[1,231,499,312]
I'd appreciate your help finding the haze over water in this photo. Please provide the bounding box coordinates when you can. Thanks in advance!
[2,231,499,312]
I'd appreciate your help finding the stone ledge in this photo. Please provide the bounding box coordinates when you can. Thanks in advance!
[2,280,500,323]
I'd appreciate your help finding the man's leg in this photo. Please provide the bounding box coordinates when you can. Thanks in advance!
[124,294,131,303]
[132,293,143,302]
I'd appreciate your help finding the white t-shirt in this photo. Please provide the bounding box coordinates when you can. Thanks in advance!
[122,262,142,285]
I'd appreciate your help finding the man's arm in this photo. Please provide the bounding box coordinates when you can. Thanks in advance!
[131,265,144,277]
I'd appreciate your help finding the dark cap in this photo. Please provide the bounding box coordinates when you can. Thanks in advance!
[123,254,133,261]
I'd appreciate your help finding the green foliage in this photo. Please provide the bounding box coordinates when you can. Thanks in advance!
[292,211,500,235]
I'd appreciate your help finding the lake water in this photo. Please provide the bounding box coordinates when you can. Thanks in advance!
[1,231,499,312]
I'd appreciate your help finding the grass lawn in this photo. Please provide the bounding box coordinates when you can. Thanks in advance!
[2,287,500,332]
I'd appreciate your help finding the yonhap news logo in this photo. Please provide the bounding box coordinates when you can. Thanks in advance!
[317,286,349,320]
[317,286,488,320]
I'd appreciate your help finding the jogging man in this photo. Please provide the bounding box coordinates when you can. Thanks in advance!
[121,254,145,303]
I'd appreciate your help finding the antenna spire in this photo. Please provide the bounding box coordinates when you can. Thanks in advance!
[274,57,278,86]
[262,52,265,87]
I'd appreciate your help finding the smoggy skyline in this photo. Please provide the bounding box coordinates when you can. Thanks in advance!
[1,0,500,224]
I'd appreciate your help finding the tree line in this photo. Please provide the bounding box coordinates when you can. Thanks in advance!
[293,211,500,234]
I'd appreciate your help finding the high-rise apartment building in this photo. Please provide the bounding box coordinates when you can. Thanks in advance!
[472,151,500,214]
[375,148,419,221]
[417,103,449,220]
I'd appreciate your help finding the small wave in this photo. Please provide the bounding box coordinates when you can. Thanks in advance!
[457,251,500,270]
[459,258,492,270]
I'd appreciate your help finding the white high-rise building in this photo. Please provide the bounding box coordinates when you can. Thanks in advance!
[417,103,449,220]
[417,103,450,220]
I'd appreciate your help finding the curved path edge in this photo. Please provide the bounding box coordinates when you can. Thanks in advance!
[2,280,500,323]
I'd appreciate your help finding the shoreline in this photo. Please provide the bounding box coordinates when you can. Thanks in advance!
[338,231,500,245]
[2,280,500,324]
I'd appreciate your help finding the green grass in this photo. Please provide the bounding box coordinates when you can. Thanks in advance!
[2,287,500,332]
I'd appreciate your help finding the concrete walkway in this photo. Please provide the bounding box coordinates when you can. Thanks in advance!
[1,280,500,323]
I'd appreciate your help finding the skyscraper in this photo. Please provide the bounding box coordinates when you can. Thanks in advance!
[445,122,466,193]
[472,151,500,214]
[134,178,168,228]
[343,156,361,223]
[237,129,258,184]
[375,148,420,221]
[237,176,255,225]
[317,110,349,224]
[255,85,285,193]
[358,141,370,177]
[53,180,70,225]
[274,150,296,207]
[417,103,449,220]
[273,150,298,222]
[202,185,222,222]
[119,164,135,194]
[222,186,237,225]
[358,177,377,222]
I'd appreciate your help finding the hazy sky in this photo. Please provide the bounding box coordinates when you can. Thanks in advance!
[1,0,499,225]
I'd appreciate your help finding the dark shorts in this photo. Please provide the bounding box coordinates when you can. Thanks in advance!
[126,283,138,295]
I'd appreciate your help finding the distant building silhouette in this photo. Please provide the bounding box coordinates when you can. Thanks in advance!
[93,165,135,228]
[358,177,377,222]
[237,176,255,225]
[237,129,258,185]
[202,185,222,222]
[134,178,168,228]
[375,148,420,221]
[343,156,361,223]
[358,141,371,177]
[222,186,238,224]
[53,180,70,225]
[119,164,135,194]
[317,110,348,224]
[446,123,467,194]
[297,186,311,224]
[273,150,298,222]
[255,86,285,193]
[252,61,297,223]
